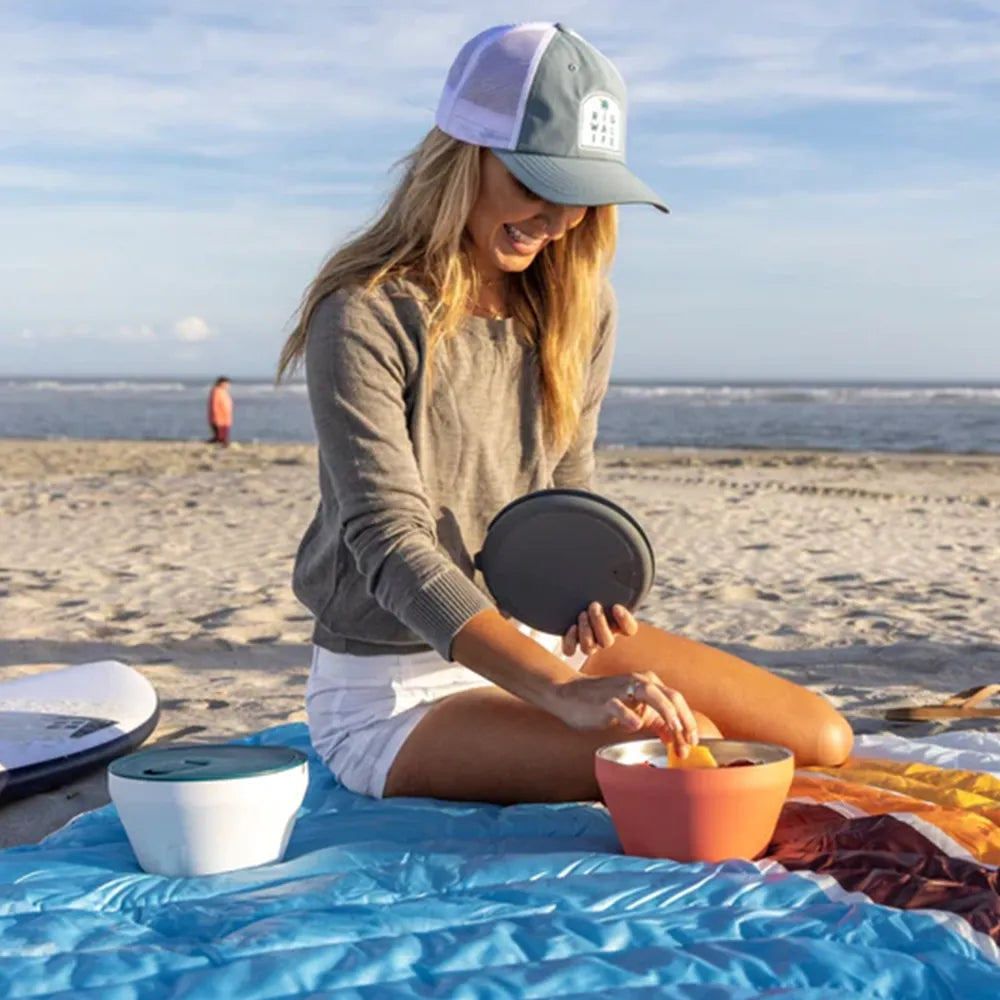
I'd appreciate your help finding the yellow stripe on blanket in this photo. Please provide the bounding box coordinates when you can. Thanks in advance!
[791,758,1000,865]
[808,757,1000,812]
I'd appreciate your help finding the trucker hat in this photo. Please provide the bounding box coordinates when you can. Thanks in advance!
[435,22,668,212]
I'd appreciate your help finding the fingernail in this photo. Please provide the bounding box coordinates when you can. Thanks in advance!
[591,602,601,614]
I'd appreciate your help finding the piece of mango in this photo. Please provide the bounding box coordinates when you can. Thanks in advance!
[666,743,718,769]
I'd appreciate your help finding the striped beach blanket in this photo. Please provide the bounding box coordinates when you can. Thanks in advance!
[0,723,998,998]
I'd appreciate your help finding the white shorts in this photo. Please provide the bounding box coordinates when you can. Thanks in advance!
[307,627,582,799]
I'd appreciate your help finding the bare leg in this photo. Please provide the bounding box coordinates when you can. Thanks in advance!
[384,624,850,803]
[583,624,853,767]
[385,688,606,803]
[384,686,721,804]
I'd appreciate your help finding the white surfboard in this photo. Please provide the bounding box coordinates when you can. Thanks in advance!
[0,660,159,803]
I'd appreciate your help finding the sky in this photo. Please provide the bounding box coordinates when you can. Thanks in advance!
[2,0,999,381]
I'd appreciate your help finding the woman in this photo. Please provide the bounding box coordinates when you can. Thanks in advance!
[278,23,853,805]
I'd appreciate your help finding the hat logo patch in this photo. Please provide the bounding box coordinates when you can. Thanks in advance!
[578,93,622,153]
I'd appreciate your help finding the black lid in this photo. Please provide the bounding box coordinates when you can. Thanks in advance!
[474,489,655,635]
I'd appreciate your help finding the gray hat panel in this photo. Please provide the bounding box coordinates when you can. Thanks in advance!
[517,30,627,162]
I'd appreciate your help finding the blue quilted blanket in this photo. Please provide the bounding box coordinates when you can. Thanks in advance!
[1,723,999,998]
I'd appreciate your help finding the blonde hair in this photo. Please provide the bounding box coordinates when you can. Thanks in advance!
[277,127,617,448]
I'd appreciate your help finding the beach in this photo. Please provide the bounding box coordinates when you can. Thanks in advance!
[2,439,1000,848]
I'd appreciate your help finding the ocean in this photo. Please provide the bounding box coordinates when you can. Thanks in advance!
[2,378,1000,454]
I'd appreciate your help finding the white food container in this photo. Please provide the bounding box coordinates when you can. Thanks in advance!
[108,744,309,877]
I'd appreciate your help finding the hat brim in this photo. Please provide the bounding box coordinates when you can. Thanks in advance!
[492,149,669,213]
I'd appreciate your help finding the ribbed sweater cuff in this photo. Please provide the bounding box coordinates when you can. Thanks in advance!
[405,567,494,661]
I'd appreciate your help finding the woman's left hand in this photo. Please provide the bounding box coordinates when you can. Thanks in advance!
[562,602,639,657]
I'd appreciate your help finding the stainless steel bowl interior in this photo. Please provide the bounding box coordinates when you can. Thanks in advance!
[595,738,793,768]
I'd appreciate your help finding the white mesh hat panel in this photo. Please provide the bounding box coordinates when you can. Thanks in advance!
[435,23,556,148]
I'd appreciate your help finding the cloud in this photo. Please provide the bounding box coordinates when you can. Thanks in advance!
[173,316,213,342]
[116,324,157,342]
[630,77,950,109]
[4,1,997,162]
[653,134,819,170]
[1,1,998,379]
[2,322,158,343]
[0,200,362,335]
[1,2,996,219]
[0,2,475,153]
[608,164,1000,378]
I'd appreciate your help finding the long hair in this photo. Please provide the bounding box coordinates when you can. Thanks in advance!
[277,127,617,449]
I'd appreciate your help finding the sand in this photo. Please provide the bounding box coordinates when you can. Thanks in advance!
[2,439,1000,848]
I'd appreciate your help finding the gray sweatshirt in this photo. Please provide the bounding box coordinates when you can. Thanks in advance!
[293,278,617,659]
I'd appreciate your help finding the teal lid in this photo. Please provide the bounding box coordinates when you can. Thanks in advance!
[108,744,307,782]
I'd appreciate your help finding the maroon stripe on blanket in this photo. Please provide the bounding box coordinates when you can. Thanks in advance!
[768,801,1000,941]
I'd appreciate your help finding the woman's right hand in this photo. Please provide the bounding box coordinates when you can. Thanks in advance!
[546,671,699,756]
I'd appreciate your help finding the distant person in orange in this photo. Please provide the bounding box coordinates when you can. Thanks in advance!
[206,376,233,446]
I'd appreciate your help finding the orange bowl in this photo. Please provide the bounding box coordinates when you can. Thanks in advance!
[594,738,794,863]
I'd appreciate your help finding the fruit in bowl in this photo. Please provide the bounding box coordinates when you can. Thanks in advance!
[594,738,794,862]
[666,743,719,769]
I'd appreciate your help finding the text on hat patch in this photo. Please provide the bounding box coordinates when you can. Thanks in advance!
[578,93,622,153]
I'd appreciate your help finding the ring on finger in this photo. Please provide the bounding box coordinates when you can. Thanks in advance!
[625,679,639,702]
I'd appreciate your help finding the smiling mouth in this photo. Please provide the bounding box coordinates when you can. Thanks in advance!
[503,223,546,254]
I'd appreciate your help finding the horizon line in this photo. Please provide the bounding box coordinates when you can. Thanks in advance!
[4,373,1000,388]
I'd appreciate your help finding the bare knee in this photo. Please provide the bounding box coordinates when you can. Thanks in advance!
[812,712,854,767]
[694,711,722,740]
[692,704,852,768]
